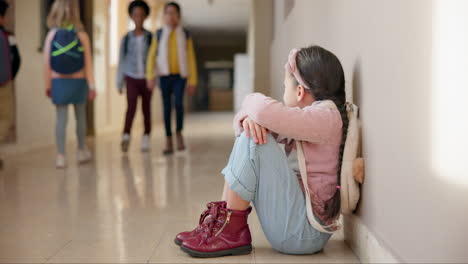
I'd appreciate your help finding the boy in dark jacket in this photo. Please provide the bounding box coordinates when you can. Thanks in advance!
[0,0,21,168]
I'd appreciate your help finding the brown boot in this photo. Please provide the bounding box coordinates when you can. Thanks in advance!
[176,132,186,151]
[163,136,173,155]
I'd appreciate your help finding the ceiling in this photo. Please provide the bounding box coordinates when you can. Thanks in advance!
[175,0,250,34]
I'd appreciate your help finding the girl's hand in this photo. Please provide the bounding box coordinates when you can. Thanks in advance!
[242,117,268,145]
[88,89,96,101]
[187,85,196,96]
[147,79,155,92]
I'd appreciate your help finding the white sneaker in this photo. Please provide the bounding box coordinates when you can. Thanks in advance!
[77,148,92,164]
[141,134,150,152]
[121,134,130,152]
[56,154,66,169]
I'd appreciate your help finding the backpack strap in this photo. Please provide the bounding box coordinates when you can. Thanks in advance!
[0,29,12,84]
[144,30,153,48]
[295,99,341,234]
[123,32,130,57]
[155,28,189,43]
[296,140,340,234]
[183,28,190,39]
[156,28,163,42]
[155,29,163,56]
[66,24,75,31]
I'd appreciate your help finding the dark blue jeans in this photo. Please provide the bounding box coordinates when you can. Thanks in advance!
[159,75,187,137]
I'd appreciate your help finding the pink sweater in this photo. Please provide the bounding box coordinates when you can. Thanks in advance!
[234,93,343,225]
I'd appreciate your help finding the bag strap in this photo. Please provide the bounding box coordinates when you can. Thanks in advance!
[123,33,130,57]
[183,28,190,39]
[296,140,339,234]
[145,30,152,47]
[295,99,342,234]
[0,29,12,84]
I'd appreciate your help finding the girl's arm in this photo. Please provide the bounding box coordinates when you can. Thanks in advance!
[146,36,158,81]
[187,37,198,87]
[43,29,56,95]
[233,108,282,140]
[233,110,248,136]
[241,93,342,143]
[78,32,95,89]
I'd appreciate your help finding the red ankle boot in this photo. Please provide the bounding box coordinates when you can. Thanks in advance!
[174,201,226,245]
[180,205,253,258]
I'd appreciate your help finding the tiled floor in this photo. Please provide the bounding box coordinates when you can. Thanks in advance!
[0,113,359,263]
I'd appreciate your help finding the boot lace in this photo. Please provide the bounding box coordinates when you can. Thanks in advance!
[199,203,226,244]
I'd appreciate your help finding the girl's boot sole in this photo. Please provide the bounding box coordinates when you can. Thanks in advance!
[180,244,252,258]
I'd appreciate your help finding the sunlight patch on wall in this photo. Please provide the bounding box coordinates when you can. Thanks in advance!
[432,0,468,186]
[109,0,119,66]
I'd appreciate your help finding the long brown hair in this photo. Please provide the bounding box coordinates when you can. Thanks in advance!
[47,0,84,31]
[296,45,348,220]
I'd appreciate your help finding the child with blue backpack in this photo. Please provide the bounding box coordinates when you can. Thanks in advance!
[117,0,153,153]
[43,0,96,168]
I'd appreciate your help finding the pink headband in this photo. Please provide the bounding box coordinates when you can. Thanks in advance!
[284,48,310,89]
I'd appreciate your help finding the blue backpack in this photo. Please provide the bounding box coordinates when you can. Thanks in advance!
[0,29,11,85]
[50,25,84,74]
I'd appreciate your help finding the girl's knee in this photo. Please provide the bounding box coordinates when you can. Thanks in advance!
[236,132,255,147]
[237,132,277,147]
[254,134,282,155]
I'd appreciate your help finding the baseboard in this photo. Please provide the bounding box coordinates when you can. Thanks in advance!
[343,214,400,263]
[1,140,52,157]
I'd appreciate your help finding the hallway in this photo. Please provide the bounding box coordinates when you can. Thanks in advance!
[0,113,358,263]
[3,0,468,262]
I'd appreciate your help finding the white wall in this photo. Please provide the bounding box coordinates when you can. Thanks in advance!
[233,54,250,112]
[93,0,129,136]
[248,0,273,95]
[270,0,468,262]
[13,0,58,151]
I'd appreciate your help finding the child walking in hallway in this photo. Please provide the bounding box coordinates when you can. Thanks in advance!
[0,0,21,169]
[175,46,348,257]
[44,0,96,168]
[117,0,153,153]
[146,1,198,155]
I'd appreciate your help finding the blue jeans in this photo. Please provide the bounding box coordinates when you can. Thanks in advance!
[159,75,187,137]
[222,133,331,254]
